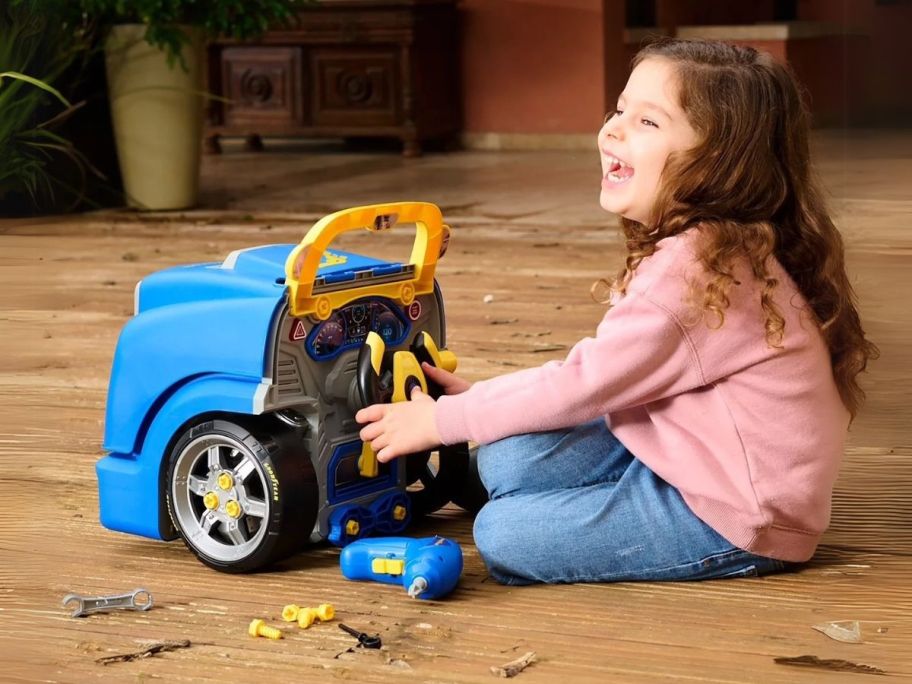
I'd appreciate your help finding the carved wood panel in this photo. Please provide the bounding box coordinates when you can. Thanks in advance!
[205,1,460,156]
[310,50,399,126]
[222,47,303,126]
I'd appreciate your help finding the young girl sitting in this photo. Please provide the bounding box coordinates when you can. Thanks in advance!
[356,39,879,584]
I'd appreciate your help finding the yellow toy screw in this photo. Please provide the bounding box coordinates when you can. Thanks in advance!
[297,608,318,629]
[315,603,335,621]
[249,618,283,640]
[281,604,301,622]
[282,602,335,628]
[225,500,241,518]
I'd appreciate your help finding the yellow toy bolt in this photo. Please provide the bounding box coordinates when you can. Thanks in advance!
[314,603,335,622]
[248,618,282,640]
[282,604,301,622]
[282,602,335,628]
[297,608,318,629]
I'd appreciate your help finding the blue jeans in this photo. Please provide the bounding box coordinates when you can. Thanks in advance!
[473,420,791,585]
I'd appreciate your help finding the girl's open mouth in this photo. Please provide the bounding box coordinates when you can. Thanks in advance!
[604,155,634,184]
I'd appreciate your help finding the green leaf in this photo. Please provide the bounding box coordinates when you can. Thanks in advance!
[0,71,72,107]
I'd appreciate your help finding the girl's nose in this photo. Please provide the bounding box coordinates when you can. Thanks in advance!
[600,113,623,142]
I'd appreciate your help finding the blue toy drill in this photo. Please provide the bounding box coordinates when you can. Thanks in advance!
[340,536,463,599]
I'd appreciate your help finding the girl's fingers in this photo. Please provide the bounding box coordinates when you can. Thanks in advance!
[421,362,449,379]
[359,421,382,442]
[355,403,388,424]
[370,433,390,454]
[421,362,470,394]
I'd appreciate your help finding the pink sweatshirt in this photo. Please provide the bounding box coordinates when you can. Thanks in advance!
[436,231,849,562]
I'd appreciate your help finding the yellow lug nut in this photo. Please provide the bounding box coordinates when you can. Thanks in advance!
[282,604,301,622]
[315,603,335,621]
[203,492,219,510]
[249,618,282,640]
[217,472,234,490]
[392,505,407,521]
[225,500,241,519]
[297,608,317,629]
[345,519,360,536]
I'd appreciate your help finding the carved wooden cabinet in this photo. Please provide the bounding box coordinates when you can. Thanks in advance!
[205,0,460,156]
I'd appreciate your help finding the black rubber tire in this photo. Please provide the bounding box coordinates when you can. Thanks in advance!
[165,416,317,573]
[406,442,470,517]
[450,444,489,514]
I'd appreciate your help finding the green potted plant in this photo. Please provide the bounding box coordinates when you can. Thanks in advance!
[0,1,103,216]
[76,0,316,211]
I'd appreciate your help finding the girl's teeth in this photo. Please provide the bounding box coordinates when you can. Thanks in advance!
[605,156,633,183]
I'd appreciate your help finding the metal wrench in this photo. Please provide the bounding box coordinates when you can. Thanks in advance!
[62,588,153,618]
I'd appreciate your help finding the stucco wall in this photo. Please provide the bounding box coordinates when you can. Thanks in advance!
[459,0,607,135]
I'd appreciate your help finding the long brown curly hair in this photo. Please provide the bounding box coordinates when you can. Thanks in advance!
[605,39,878,417]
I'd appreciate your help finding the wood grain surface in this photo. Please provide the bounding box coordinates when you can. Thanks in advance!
[1,132,909,682]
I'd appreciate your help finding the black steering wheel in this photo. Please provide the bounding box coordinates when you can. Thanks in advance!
[356,332,470,516]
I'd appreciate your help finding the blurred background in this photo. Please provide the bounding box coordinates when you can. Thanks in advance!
[1,0,909,217]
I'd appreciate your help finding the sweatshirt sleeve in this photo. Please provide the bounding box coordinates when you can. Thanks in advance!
[435,292,707,446]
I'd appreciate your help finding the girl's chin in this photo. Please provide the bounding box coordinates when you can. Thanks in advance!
[598,191,626,216]
[599,203,644,224]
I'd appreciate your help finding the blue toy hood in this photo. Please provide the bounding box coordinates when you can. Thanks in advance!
[135,245,286,314]
[136,244,401,314]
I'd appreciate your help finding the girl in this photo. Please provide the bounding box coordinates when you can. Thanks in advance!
[356,39,878,584]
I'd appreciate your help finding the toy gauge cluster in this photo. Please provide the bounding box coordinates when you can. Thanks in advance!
[305,298,410,361]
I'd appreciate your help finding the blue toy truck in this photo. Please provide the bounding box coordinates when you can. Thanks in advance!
[97,202,475,572]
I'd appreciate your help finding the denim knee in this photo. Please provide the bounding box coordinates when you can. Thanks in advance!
[472,503,506,570]
[472,500,530,584]
[475,438,518,499]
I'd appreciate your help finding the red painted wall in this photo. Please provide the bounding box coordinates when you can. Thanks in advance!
[797,0,912,122]
[457,0,910,136]
[655,0,776,27]
[460,0,608,134]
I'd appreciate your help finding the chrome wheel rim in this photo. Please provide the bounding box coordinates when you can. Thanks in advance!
[171,434,271,563]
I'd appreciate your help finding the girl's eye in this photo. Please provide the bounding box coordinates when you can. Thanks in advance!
[603,109,621,123]
[641,118,658,128]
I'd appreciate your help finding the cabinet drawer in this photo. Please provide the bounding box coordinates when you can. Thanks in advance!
[310,49,399,127]
[222,47,302,126]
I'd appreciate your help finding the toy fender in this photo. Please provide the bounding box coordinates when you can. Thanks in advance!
[97,373,266,540]
[103,296,281,455]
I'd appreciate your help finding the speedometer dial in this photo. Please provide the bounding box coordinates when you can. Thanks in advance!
[311,318,345,356]
[373,310,401,343]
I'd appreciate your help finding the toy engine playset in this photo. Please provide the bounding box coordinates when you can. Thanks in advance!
[97,202,478,574]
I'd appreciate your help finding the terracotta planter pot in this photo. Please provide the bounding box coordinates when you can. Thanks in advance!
[105,25,204,210]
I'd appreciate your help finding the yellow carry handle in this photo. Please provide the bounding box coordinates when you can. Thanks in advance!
[285,202,446,319]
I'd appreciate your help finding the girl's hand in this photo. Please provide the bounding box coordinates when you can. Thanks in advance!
[356,388,442,462]
[421,362,472,395]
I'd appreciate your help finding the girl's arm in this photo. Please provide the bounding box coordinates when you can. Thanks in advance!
[434,291,705,447]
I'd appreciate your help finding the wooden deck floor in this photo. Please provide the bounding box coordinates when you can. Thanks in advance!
[1,131,910,682]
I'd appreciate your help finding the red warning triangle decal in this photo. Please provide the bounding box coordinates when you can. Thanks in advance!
[290,319,307,341]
